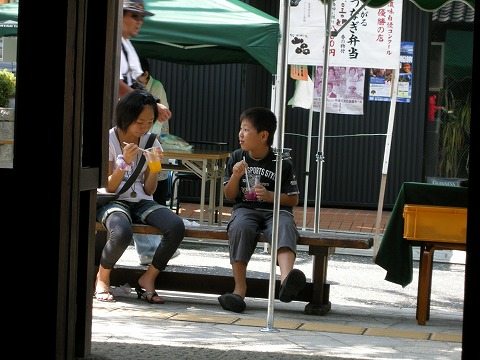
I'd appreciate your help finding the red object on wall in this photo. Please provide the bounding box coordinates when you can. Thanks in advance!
[428,95,441,121]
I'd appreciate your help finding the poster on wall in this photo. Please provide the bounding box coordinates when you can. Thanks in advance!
[368,42,413,102]
[368,68,393,100]
[313,65,366,114]
[397,41,414,102]
[288,0,403,69]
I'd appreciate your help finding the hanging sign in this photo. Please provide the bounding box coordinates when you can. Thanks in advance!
[288,0,403,69]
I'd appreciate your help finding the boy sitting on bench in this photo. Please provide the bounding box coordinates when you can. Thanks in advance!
[218,107,306,313]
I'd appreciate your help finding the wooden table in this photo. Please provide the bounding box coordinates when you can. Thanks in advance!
[162,148,231,225]
[375,182,468,325]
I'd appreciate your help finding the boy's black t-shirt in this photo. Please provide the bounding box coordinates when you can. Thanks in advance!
[224,148,300,213]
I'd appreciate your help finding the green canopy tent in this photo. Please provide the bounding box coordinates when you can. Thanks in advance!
[0,2,17,21]
[0,20,17,37]
[0,0,280,74]
[136,0,280,74]
[0,2,18,37]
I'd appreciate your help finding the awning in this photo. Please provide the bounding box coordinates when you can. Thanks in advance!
[432,1,475,22]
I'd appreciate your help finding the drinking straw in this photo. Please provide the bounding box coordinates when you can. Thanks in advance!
[123,141,149,152]
[123,141,164,153]
[243,156,251,192]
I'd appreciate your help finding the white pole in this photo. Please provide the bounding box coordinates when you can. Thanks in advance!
[302,68,314,230]
[373,69,399,259]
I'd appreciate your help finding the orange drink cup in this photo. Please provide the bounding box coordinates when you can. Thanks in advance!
[145,146,162,172]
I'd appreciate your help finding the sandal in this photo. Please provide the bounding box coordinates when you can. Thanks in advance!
[135,287,165,304]
[94,289,116,302]
[278,269,306,303]
[218,293,246,313]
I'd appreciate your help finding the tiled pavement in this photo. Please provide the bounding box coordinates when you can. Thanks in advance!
[91,203,465,360]
[177,202,392,233]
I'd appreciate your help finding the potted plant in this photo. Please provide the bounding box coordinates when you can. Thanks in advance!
[438,92,470,178]
[0,69,16,108]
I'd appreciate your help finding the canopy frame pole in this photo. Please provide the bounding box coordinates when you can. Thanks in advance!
[261,0,291,333]
[302,79,315,230]
[313,0,334,233]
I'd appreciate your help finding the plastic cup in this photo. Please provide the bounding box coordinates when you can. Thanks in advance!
[246,173,260,200]
[145,147,162,172]
[246,189,257,200]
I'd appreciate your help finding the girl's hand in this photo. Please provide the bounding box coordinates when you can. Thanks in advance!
[122,142,140,164]
[144,147,163,161]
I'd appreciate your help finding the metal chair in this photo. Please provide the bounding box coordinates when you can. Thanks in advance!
[169,140,228,223]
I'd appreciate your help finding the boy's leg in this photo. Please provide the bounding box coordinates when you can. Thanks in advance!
[263,211,306,302]
[232,261,248,298]
[277,247,296,282]
[218,261,248,313]
[218,208,260,313]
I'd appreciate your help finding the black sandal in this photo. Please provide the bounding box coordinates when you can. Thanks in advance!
[135,287,165,304]
[278,269,306,303]
[218,293,246,313]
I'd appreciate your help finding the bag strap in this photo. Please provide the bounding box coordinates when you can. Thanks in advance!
[116,132,157,195]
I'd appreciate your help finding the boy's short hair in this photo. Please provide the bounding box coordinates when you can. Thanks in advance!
[239,107,276,146]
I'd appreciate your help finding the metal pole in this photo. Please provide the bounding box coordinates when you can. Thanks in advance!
[262,0,290,333]
[313,0,333,232]
[302,68,314,230]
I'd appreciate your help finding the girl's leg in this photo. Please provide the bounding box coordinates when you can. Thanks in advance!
[95,266,114,302]
[96,212,133,300]
[100,211,133,269]
[137,208,185,301]
[144,207,185,270]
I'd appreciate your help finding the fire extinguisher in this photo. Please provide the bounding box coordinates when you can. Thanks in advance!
[428,95,441,122]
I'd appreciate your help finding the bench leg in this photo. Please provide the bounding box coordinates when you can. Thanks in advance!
[304,247,332,315]
[417,244,435,325]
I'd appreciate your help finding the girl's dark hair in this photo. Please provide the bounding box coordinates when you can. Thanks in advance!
[239,107,277,146]
[115,89,158,131]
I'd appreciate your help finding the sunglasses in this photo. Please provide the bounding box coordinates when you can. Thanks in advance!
[130,12,145,21]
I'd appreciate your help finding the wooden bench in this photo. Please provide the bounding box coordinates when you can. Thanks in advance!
[96,222,374,315]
